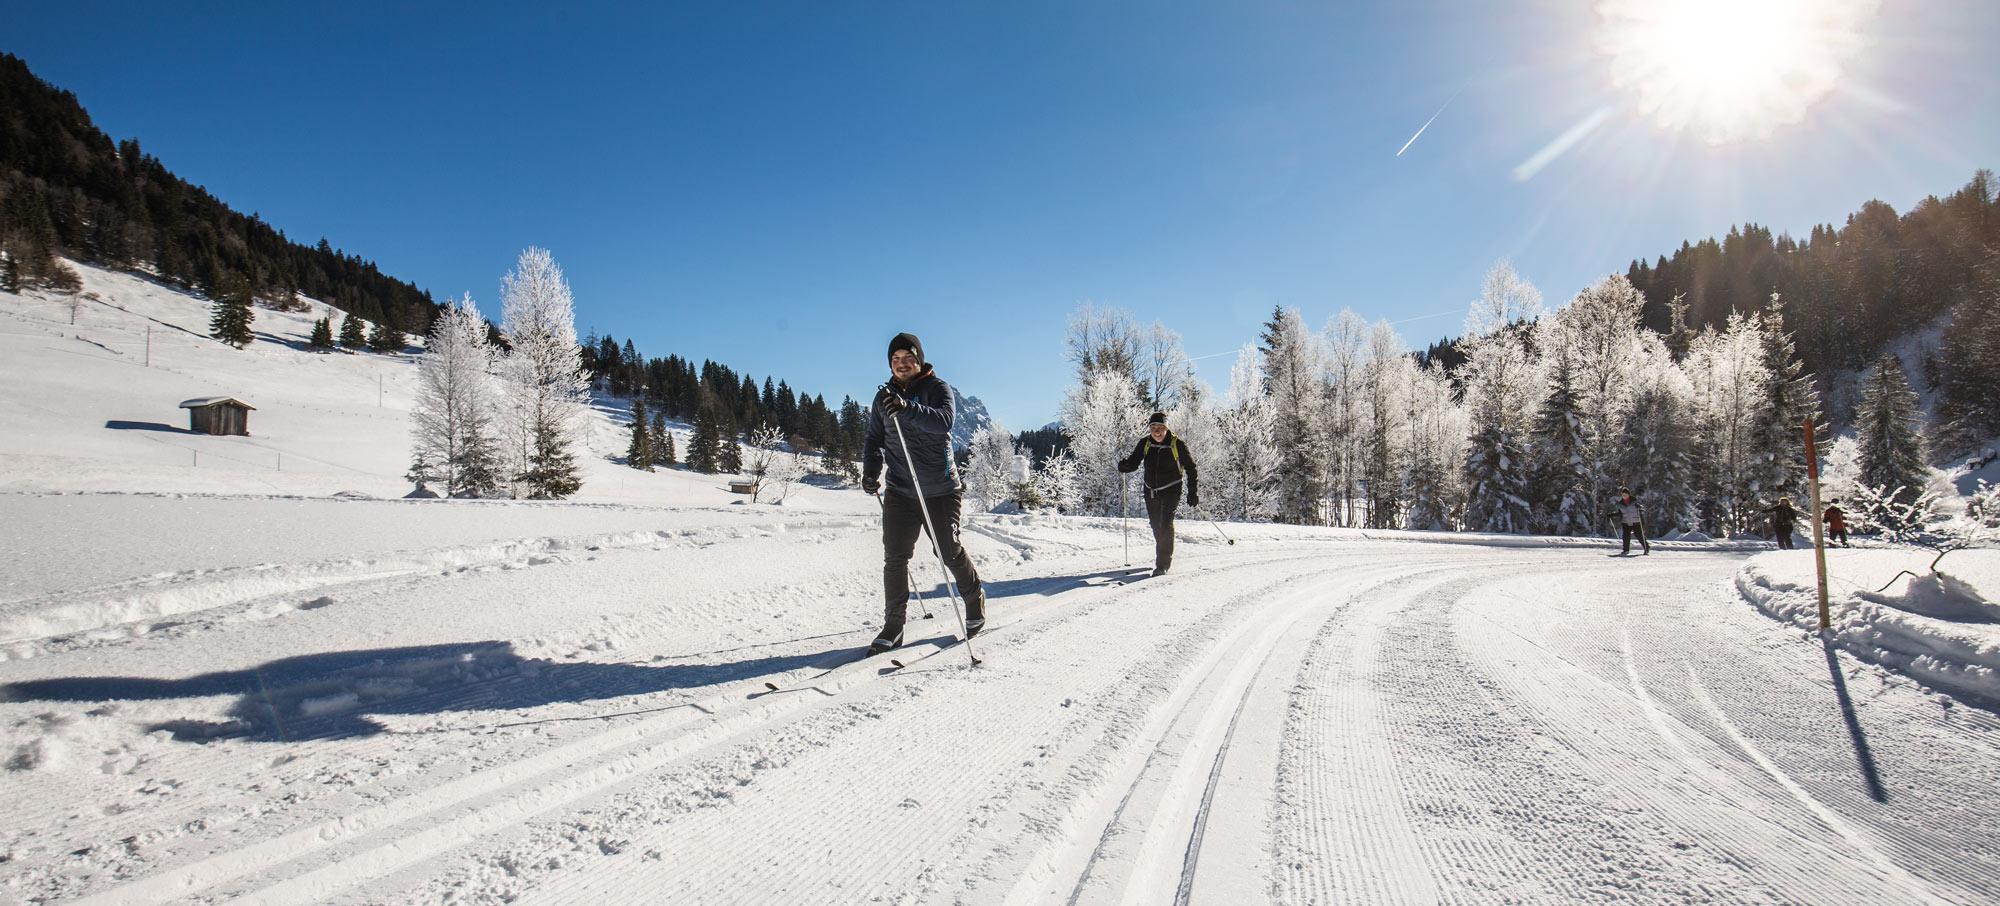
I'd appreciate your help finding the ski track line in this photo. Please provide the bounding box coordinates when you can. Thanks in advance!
[1355,554,1740,903]
[59,561,1094,906]
[1268,561,1540,905]
[1440,555,1944,903]
[155,547,1328,905]
[369,546,1348,905]
[1003,555,1507,906]
[1684,665,1951,906]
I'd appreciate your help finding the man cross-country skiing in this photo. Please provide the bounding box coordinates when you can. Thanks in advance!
[1119,412,1199,576]
[862,332,985,654]
[1614,487,1650,555]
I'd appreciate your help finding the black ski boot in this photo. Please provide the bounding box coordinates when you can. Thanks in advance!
[869,625,904,654]
[963,587,986,638]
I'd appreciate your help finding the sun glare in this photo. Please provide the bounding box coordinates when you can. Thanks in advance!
[1595,0,1878,144]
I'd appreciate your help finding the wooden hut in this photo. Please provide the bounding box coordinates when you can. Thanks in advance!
[179,397,255,436]
[728,478,759,495]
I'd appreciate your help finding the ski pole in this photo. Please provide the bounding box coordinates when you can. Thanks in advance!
[878,492,934,619]
[1120,475,1130,567]
[889,409,980,666]
[1192,501,1236,545]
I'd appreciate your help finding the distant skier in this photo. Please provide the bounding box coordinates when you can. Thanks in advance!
[1614,487,1650,555]
[1824,501,1849,547]
[1118,412,1198,576]
[862,332,985,654]
[1765,497,1799,550]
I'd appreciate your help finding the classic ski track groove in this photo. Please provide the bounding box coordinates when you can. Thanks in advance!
[64,545,1323,905]
[365,547,1342,905]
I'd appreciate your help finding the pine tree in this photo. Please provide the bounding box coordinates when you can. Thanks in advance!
[368,307,406,352]
[719,414,742,474]
[0,251,19,292]
[687,407,721,473]
[1261,307,1327,524]
[1855,354,1929,508]
[338,313,367,349]
[1531,342,1592,535]
[1746,298,1819,507]
[626,398,654,471]
[1617,358,1700,534]
[653,411,675,467]
[308,316,334,351]
[521,421,582,499]
[209,273,255,348]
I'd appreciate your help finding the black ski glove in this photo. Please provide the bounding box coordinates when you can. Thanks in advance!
[875,386,907,416]
[863,474,880,495]
[1187,491,1200,508]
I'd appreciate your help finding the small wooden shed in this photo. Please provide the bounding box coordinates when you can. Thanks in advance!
[728,478,759,495]
[179,397,255,436]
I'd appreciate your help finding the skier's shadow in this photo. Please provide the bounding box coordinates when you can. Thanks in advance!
[915,569,1139,602]
[0,640,833,743]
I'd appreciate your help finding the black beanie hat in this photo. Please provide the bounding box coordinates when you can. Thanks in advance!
[1149,412,1168,426]
[888,332,924,365]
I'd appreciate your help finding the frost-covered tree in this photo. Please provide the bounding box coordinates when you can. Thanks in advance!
[1060,368,1148,516]
[1746,297,1819,507]
[1855,354,1929,510]
[1685,313,1771,535]
[1530,339,1593,535]
[409,293,502,497]
[1559,274,1648,534]
[1320,310,1366,526]
[1064,304,1141,386]
[497,247,589,499]
[1403,361,1466,531]
[964,423,1021,512]
[1262,307,1327,524]
[1138,321,1195,411]
[626,398,655,471]
[209,273,254,348]
[1616,336,1699,533]
[1032,449,1084,513]
[1360,322,1411,529]
[1461,262,1545,533]
[1211,345,1277,522]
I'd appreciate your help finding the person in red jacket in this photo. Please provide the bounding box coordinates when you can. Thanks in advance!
[1824,501,1849,547]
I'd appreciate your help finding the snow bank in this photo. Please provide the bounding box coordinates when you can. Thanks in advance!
[1735,548,2000,704]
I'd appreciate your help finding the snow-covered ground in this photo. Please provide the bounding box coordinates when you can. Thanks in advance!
[4,265,1999,903]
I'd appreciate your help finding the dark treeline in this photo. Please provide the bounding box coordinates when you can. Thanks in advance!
[1624,170,2000,452]
[1420,170,2000,455]
[581,334,868,464]
[0,53,440,337]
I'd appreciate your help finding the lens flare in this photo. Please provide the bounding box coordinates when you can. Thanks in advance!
[1594,0,1878,144]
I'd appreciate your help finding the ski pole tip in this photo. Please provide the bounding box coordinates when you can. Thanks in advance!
[763,682,779,692]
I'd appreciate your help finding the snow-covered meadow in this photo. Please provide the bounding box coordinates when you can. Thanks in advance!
[3,264,1999,903]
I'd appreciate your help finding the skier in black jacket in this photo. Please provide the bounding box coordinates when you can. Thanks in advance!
[861,332,985,653]
[1765,497,1799,550]
[1119,413,1198,576]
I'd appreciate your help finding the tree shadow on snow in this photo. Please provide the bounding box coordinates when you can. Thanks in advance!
[0,640,843,743]
[1821,637,1890,802]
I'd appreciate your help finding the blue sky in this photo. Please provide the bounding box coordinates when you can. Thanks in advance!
[9,2,1997,428]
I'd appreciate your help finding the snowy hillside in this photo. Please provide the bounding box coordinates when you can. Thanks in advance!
[0,260,871,514]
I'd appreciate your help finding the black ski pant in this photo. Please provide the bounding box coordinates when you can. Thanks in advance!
[1829,526,1848,546]
[1774,523,1795,549]
[1621,522,1649,554]
[1146,488,1180,572]
[882,490,982,630]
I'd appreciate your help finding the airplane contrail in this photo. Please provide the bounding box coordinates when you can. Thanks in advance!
[1396,90,1460,157]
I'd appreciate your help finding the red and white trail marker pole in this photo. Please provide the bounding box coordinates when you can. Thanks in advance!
[1804,418,1832,632]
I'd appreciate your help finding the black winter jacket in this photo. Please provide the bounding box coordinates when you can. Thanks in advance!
[863,365,962,499]
[1119,432,1197,500]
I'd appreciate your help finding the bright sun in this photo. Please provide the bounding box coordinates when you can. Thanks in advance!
[1595,0,1878,144]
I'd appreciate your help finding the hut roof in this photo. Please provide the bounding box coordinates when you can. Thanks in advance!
[179,397,257,410]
